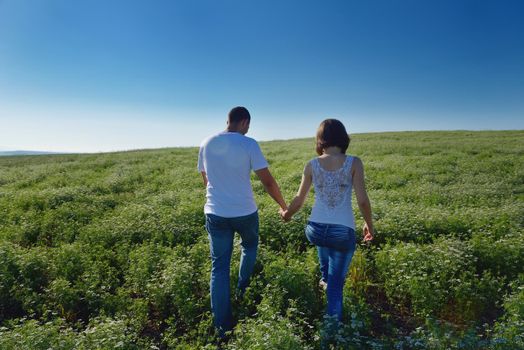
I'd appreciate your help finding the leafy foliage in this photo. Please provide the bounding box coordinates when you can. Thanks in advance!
[0,130,522,348]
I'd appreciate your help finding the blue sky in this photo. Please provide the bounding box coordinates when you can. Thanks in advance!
[1,0,523,152]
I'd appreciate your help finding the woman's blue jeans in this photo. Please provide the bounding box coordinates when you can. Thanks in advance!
[305,221,356,320]
[205,211,259,337]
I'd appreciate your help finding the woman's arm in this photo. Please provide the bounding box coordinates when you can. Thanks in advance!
[352,157,374,241]
[281,162,313,221]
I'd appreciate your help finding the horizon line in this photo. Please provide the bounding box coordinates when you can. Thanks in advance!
[1,129,522,157]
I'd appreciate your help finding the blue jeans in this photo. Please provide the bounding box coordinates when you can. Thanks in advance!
[205,211,259,336]
[305,221,356,320]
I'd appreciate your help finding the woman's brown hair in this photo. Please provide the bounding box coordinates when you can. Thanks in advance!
[315,119,350,155]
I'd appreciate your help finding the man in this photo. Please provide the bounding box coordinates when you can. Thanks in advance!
[197,106,287,337]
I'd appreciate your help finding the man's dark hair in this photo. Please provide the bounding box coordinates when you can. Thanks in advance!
[315,119,350,155]
[228,106,251,124]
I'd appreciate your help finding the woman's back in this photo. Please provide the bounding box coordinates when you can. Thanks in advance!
[279,118,374,323]
[309,155,355,229]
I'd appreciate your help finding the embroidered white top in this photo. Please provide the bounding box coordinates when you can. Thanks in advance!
[308,156,355,229]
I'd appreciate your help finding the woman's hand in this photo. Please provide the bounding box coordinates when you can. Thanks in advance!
[363,222,374,242]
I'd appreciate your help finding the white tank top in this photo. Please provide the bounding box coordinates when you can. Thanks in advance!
[308,156,355,229]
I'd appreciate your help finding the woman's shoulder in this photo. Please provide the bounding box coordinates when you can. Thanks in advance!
[303,158,317,174]
[349,156,364,174]
[307,157,320,165]
[350,155,362,164]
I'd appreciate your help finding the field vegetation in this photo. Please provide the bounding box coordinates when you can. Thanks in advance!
[0,130,523,349]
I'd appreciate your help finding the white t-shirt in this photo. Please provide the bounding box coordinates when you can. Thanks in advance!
[197,132,268,218]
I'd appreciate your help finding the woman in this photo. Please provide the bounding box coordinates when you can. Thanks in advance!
[280,119,374,321]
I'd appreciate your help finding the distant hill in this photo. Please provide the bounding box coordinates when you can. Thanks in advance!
[0,150,63,156]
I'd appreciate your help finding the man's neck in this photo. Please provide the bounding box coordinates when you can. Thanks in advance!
[226,126,246,134]
[226,128,241,133]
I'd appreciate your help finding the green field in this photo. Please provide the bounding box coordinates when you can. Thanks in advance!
[0,130,523,349]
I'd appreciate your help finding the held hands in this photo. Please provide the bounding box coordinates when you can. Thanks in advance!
[279,208,292,222]
[363,222,374,242]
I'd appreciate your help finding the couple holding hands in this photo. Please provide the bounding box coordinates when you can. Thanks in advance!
[198,107,374,337]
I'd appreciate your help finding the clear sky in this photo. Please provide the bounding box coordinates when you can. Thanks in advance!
[1,0,523,153]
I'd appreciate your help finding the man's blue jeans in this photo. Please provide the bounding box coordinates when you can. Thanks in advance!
[205,211,259,336]
[305,221,356,320]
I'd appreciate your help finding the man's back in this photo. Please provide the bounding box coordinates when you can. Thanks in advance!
[198,132,268,218]
[199,106,288,338]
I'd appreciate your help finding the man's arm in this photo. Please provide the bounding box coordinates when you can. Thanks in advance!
[201,171,208,187]
[254,168,287,210]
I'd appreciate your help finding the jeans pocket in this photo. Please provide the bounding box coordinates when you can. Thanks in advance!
[305,222,326,247]
[233,212,259,245]
[325,226,355,252]
[206,214,229,232]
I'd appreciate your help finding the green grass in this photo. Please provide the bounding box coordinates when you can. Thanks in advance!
[0,130,523,349]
